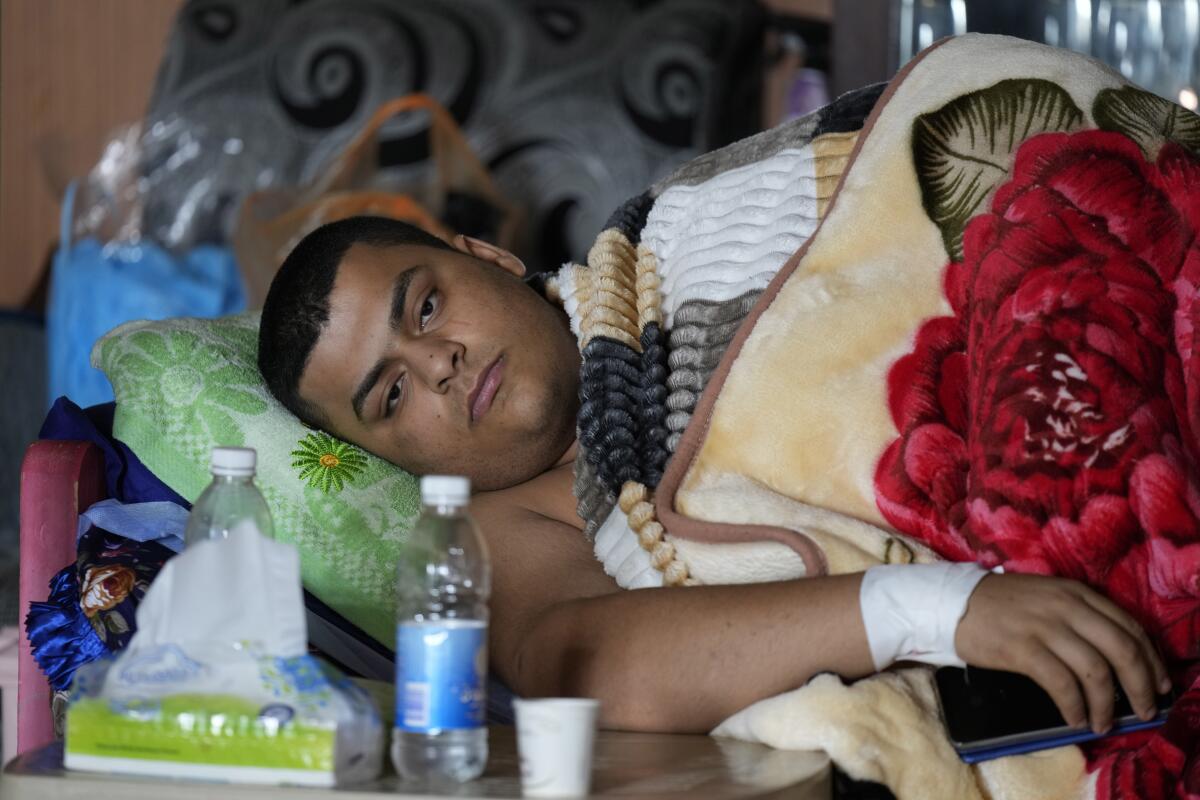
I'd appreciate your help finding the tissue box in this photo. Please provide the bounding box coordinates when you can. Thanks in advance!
[62,527,384,786]
[64,647,383,786]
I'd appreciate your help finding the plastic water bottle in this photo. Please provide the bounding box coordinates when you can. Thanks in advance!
[392,475,491,784]
[183,447,274,546]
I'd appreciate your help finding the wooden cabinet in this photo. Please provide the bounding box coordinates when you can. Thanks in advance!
[0,0,180,309]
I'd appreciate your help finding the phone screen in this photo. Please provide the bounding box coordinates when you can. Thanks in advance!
[935,666,1171,753]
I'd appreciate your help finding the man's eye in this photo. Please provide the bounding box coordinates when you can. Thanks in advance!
[386,377,404,414]
[418,291,439,329]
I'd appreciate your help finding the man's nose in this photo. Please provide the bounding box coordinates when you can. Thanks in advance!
[411,339,463,392]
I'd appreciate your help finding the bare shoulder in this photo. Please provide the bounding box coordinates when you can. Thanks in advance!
[471,456,581,529]
[471,460,618,677]
[471,459,606,589]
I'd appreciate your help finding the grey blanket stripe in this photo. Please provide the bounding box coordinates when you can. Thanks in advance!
[664,290,764,453]
[574,452,617,541]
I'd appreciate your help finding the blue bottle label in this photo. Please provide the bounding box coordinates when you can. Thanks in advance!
[395,619,487,731]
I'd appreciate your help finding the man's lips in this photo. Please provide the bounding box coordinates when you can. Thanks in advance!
[469,357,504,423]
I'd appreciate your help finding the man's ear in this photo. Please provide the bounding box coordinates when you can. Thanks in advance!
[452,234,526,277]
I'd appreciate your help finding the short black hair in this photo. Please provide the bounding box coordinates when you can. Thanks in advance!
[257,216,454,427]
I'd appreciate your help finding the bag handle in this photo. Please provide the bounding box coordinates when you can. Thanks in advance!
[312,95,452,198]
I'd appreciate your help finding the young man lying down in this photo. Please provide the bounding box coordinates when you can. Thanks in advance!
[258,34,1200,800]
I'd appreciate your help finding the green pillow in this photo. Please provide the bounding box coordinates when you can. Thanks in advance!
[93,312,419,645]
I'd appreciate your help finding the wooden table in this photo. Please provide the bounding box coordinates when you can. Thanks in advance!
[2,727,831,799]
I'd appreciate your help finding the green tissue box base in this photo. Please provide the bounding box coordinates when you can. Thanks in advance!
[65,694,338,786]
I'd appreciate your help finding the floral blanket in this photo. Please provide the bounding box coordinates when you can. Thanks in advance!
[564,34,1200,800]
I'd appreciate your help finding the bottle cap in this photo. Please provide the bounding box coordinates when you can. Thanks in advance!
[420,475,470,506]
[211,446,256,476]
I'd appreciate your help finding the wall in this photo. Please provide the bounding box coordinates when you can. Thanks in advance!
[832,0,895,97]
[0,0,181,309]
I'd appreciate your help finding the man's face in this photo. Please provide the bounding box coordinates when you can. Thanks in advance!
[298,240,581,491]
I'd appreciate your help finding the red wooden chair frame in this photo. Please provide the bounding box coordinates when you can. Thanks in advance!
[17,440,106,756]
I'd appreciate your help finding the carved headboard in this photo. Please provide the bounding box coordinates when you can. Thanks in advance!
[142,0,764,273]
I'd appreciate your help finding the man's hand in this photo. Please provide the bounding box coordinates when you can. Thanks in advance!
[955,574,1171,734]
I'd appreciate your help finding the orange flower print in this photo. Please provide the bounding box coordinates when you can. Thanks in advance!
[80,565,136,617]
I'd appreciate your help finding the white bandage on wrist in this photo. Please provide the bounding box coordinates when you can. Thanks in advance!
[859,562,989,670]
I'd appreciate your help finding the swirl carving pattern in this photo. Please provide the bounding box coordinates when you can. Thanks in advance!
[145,0,756,271]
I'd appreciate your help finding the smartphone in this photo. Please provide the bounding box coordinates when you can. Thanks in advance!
[934,666,1173,764]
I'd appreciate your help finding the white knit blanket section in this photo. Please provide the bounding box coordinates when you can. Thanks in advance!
[641,146,821,328]
[592,505,664,589]
[553,262,584,341]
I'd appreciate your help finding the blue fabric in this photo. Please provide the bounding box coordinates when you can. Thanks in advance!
[38,397,188,507]
[26,527,175,691]
[77,499,187,554]
[28,397,190,690]
[26,568,109,692]
[46,183,246,409]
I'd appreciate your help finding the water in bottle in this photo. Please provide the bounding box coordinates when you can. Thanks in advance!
[184,446,275,547]
[392,475,491,784]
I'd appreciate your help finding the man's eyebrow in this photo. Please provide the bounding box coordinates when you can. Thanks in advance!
[351,266,419,421]
[352,359,387,422]
[388,266,419,330]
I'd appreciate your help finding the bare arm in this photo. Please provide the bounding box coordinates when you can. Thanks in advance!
[475,491,1168,736]
[476,496,872,733]
[515,575,872,732]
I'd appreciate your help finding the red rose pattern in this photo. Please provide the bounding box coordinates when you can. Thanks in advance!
[1088,668,1200,800]
[875,131,1200,798]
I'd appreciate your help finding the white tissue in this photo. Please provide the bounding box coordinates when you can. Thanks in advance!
[130,522,306,658]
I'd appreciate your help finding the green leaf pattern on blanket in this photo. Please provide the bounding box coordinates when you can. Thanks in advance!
[96,312,420,644]
[1093,85,1200,159]
[913,79,1083,259]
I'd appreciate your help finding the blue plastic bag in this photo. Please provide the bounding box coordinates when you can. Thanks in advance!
[47,183,246,408]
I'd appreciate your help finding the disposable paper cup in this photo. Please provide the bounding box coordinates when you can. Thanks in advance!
[513,698,600,797]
